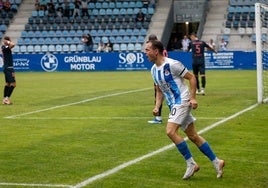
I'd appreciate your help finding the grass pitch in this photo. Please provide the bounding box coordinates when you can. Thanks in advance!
[0,70,267,188]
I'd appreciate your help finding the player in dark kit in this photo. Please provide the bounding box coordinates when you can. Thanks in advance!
[188,33,217,95]
[1,36,16,105]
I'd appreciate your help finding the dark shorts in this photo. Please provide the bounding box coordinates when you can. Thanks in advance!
[192,63,205,75]
[4,68,16,83]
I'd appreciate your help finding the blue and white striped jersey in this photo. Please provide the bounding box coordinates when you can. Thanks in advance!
[151,57,190,110]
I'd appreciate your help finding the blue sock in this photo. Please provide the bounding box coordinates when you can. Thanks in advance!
[176,141,192,160]
[199,142,216,161]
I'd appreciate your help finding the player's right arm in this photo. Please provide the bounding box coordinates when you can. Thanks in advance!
[153,85,164,116]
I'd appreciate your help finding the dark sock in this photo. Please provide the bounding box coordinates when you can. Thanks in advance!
[7,86,15,97]
[195,76,200,90]
[4,86,9,98]
[201,76,206,88]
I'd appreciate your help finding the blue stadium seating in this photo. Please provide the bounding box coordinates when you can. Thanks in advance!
[14,0,154,53]
[41,45,48,53]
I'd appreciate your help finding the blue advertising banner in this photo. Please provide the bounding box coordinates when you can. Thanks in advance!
[0,51,256,72]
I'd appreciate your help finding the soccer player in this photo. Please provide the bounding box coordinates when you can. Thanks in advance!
[188,33,217,95]
[1,36,16,105]
[147,34,168,124]
[145,39,224,180]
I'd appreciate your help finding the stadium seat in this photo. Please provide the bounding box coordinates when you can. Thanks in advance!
[251,34,256,42]
[21,31,27,38]
[27,45,34,53]
[116,2,122,8]
[66,37,73,44]
[127,43,135,51]
[118,29,126,36]
[38,38,45,44]
[27,31,35,38]
[99,8,106,15]
[238,27,246,35]
[13,45,20,53]
[140,28,147,35]
[31,37,38,45]
[134,43,142,51]
[34,45,41,53]
[41,30,48,37]
[20,45,27,53]
[109,2,115,9]
[24,38,31,45]
[113,43,120,52]
[0,24,7,32]
[233,20,239,29]
[48,30,55,37]
[120,43,127,51]
[73,37,80,44]
[51,37,59,44]
[240,20,247,28]
[70,44,77,52]
[262,34,267,42]
[62,44,69,53]
[55,44,62,53]
[59,37,66,44]
[48,44,55,52]
[44,38,52,45]
[115,36,123,43]
[133,28,140,35]
[113,8,120,15]
[123,36,130,43]
[17,38,24,45]
[130,36,137,43]
[68,30,76,37]
[77,44,84,52]
[228,6,236,13]
[227,12,234,21]
[122,2,129,8]
[109,36,116,43]
[137,36,145,43]
[136,1,143,8]
[247,20,254,28]
[246,27,253,34]
[102,36,109,43]
[35,31,42,38]
[95,2,102,9]
[241,13,248,21]
[41,45,48,53]
[223,27,231,34]
[88,2,95,9]
[129,1,136,8]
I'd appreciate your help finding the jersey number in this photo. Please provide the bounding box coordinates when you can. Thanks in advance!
[195,44,201,54]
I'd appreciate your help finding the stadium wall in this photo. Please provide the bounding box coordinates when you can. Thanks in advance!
[0,51,256,72]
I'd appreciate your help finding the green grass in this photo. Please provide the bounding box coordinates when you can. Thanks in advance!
[0,70,267,188]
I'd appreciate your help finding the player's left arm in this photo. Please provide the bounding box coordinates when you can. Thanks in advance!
[183,72,198,109]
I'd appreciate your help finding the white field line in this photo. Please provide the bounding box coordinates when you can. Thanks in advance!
[72,103,259,188]
[4,88,151,119]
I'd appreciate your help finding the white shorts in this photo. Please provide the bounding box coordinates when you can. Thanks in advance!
[167,103,196,131]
